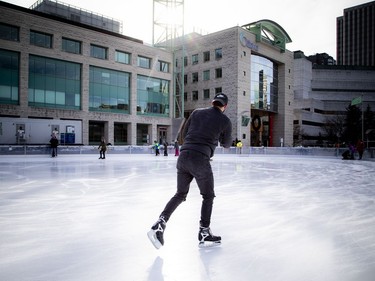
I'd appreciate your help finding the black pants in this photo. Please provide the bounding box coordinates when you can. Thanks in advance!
[51,147,57,157]
[100,150,106,158]
[160,150,215,227]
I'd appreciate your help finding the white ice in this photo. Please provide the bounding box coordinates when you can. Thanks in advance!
[0,153,374,281]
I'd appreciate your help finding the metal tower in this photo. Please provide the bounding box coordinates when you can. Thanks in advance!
[153,0,185,121]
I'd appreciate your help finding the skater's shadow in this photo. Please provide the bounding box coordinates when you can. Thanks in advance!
[199,247,222,278]
[147,256,164,281]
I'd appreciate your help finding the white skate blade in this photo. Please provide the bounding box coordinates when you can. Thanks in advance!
[147,230,162,249]
[198,240,221,248]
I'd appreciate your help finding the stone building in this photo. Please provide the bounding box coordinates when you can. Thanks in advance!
[0,1,295,147]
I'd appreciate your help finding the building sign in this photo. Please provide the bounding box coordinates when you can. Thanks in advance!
[239,33,259,52]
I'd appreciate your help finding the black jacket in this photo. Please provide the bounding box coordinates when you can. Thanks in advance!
[181,106,232,157]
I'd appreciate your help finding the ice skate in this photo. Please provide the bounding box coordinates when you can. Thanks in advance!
[147,217,166,249]
[198,226,221,248]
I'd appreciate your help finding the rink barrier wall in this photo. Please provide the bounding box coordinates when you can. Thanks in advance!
[0,145,374,159]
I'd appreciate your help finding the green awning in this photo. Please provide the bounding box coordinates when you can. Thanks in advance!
[242,19,292,52]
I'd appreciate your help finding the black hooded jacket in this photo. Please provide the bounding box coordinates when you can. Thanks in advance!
[180,106,232,158]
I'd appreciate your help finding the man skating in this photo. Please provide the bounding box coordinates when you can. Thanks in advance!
[148,93,232,249]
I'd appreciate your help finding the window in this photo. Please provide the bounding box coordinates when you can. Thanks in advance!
[192,72,198,83]
[30,30,52,48]
[192,54,198,64]
[28,55,81,109]
[184,56,188,66]
[0,23,19,41]
[215,68,222,78]
[251,54,279,112]
[137,75,170,116]
[116,50,131,64]
[192,91,198,100]
[89,66,130,113]
[114,123,128,145]
[203,89,210,99]
[184,92,187,101]
[158,60,169,73]
[203,51,210,62]
[137,56,151,69]
[0,49,19,105]
[203,70,210,81]
[90,44,108,59]
[184,74,187,85]
[215,87,222,94]
[62,38,81,54]
[215,48,222,59]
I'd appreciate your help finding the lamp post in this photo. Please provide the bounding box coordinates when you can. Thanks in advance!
[361,94,364,141]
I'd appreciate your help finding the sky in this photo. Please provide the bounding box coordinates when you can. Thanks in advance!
[4,0,370,59]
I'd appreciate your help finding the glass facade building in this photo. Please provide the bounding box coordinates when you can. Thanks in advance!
[251,55,278,112]
[89,66,130,113]
[28,55,81,109]
[137,75,170,116]
[0,49,19,105]
[0,1,174,145]
[0,1,296,147]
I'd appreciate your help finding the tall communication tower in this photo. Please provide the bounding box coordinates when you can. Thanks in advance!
[153,0,184,120]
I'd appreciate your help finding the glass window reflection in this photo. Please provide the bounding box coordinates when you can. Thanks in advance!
[28,55,81,109]
[251,55,278,112]
[137,75,170,116]
[89,66,130,113]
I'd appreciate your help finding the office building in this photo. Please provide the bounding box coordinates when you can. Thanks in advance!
[0,1,174,145]
[0,1,295,147]
[294,51,375,146]
[337,1,375,66]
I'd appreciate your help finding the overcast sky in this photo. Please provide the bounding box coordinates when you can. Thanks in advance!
[4,0,369,59]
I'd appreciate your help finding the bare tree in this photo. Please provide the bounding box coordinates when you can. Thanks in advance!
[322,115,345,145]
[293,124,305,146]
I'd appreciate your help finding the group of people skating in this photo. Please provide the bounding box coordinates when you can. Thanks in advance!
[153,140,180,157]
[342,139,365,160]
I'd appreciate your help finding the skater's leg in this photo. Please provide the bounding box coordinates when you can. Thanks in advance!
[149,153,193,249]
[160,156,193,221]
[194,161,215,227]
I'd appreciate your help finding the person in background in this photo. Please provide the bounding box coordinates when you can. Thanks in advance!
[174,140,180,156]
[236,140,243,154]
[153,140,160,156]
[50,134,58,157]
[356,139,364,160]
[16,126,25,144]
[98,137,107,159]
[163,142,169,156]
[148,93,232,249]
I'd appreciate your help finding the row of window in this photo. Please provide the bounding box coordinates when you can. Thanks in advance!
[184,87,223,101]
[183,68,223,84]
[190,48,222,65]
[177,48,223,68]
[0,22,171,73]
[0,49,170,116]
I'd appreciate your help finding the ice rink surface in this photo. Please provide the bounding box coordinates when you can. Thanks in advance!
[0,153,374,281]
